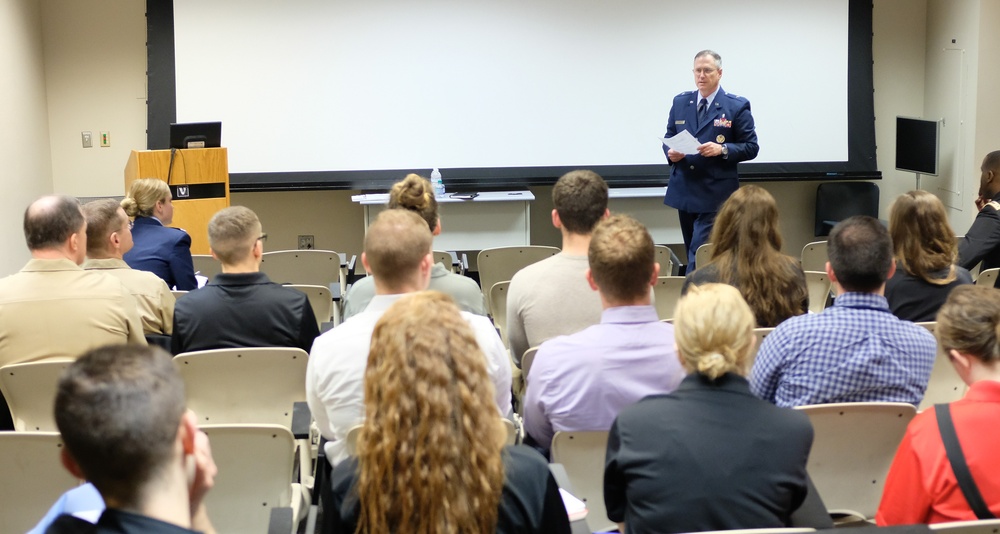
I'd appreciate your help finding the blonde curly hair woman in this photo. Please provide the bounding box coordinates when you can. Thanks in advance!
[325,291,570,534]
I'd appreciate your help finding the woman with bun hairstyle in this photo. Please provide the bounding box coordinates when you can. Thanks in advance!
[342,174,486,320]
[877,284,1000,524]
[604,284,825,533]
[682,185,807,327]
[884,190,973,322]
[325,291,570,534]
[121,178,197,290]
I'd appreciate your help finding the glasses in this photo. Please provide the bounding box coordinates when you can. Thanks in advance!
[257,233,268,243]
[693,68,718,75]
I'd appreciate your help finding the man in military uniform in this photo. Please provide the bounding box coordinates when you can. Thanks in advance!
[958,150,1000,276]
[663,49,759,270]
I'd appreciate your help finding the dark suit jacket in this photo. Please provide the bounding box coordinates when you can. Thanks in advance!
[662,88,759,214]
[171,272,319,354]
[123,216,198,290]
[604,373,813,534]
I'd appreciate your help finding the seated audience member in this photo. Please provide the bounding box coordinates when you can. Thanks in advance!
[523,215,684,450]
[0,195,145,430]
[683,185,807,327]
[885,190,973,322]
[605,284,826,533]
[121,178,197,290]
[958,150,1000,276]
[507,170,608,365]
[326,291,570,534]
[308,209,511,467]
[172,206,319,354]
[751,216,936,407]
[342,173,485,320]
[877,285,1000,524]
[45,344,217,533]
[83,198,176,336]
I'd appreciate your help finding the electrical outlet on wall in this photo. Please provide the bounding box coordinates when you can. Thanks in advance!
[298,235,314,250]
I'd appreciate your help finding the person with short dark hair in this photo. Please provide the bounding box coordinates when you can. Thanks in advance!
[171,206,319,354]
[877,285,1000,524]
[958,151,1000,276]
[750,216,937,407]
[45,344,217,533]
[83,199,176,336]
[0,195,145,429]
[523,215,684,450]
[506,169,609,365]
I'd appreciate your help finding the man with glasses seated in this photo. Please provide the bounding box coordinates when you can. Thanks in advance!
[171,206,319,354]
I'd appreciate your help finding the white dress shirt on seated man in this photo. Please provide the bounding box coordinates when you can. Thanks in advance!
[307,293,512,466]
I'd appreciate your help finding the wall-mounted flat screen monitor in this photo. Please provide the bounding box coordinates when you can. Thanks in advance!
[895,117,939,176]
[169,121,222,149]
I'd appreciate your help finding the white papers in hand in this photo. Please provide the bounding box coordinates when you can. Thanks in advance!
[559,488,588,521]
[660,130,701,155]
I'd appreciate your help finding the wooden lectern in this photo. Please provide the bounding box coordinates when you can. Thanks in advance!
[124,148,230,254]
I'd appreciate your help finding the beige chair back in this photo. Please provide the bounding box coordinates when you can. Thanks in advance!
[201,424,303,533]
[653,276,686,321]
[803,271,832,313]
[192,254,222,280]
[919,350,968,413]
[795,402,916,520]
[801,241,829,273]
[551,431,615,533]
[171,290,189,300]
[261,249,346,290]
[489,281,511,346]
[930,519,1000,534]
[750,327,775,369]
[174,348,308,429]
[976,268,999,287]
[521,346,540,378]
[0,432,81,533]
[477,246,559,312]
[0,359,72,431]
[653,245,676,276]
[286,284,334,327]
[694,243,714,270]
[433,250,459,273]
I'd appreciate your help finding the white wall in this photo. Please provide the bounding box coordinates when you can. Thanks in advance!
[0,0,54,275]
[15,0,1000,267]
[40,0,146,197]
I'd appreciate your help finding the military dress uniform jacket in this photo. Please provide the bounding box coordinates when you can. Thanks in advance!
[662,88,759,214]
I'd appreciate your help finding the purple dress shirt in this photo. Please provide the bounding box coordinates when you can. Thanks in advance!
[523,305,685,449]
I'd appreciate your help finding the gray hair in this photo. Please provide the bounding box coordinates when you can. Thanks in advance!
[694,50,722,70]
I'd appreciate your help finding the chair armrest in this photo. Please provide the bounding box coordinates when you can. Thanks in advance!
[292,402,311,440]
[267,507,294,534]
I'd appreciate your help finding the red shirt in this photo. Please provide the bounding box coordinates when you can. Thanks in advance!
[877,380,1000,525]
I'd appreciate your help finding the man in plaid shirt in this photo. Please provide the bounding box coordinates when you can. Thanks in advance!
[751,216,936,407]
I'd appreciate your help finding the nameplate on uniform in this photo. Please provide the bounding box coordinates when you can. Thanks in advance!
[169,183,226,201]
[675,120,686,125]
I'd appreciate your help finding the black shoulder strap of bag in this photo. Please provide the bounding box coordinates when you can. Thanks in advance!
[935,403,996,520]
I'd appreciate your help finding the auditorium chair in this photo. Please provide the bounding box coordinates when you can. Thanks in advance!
[476,246,560,312]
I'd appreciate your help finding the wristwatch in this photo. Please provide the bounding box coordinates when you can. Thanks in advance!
[721,144,729,158]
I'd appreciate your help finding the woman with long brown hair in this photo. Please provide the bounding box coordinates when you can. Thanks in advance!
[885,190,973,322]
[342,173,486,320]
[325,291,570,534]
[683,185,807,327]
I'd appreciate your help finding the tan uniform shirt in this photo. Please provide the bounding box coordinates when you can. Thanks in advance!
[84,257,175,335]
[0,258,147,368]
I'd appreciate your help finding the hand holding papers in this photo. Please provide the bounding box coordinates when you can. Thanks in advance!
[661,130,701,155]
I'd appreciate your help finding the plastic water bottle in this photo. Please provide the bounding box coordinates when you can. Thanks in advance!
[431,168,445,196]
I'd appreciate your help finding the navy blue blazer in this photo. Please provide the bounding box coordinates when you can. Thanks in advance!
[662,87,759,214]
[123,216,198,290]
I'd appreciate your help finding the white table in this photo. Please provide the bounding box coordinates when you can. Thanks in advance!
[353,190,535,250]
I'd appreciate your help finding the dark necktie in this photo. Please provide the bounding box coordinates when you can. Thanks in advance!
[698,98,708,126]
